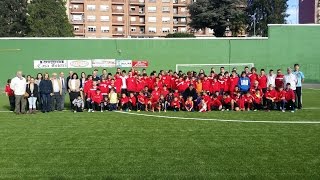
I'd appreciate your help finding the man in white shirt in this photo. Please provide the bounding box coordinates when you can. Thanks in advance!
[10,71,27,114]
[120,70,128,94]
[283,67,298,91]
[51,73,62,111]
[59,72,67,110]
[267,69,276,87]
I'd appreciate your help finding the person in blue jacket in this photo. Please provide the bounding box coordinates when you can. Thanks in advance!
[238,71,250,94]
[39,73,53,113]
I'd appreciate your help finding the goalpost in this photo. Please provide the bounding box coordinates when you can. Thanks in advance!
[175,63,255,74]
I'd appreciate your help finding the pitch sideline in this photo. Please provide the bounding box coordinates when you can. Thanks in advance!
[114,111,320,124]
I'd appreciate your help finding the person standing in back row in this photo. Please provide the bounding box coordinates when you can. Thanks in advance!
[39,73,53,113]
[59,72,67,110]
[68,73,81,111]
[10,71,27,114]
[293,64,304,109]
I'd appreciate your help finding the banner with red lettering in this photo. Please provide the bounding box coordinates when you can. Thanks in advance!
[132,60,149,68]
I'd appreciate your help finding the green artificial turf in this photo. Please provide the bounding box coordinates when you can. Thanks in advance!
[0,89,319,179]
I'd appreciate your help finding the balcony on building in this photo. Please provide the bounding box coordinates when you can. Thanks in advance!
[173,7,188,17]
[73,25,85,36]
[130,7,145,16]
[70,4,84,13]
[112,0,125,5]
[70,0,84,3]
[112,6,125,14]
[130,0,145,6]
[112,27,125,36]
[112,16,125,25]
[173,0,187,6]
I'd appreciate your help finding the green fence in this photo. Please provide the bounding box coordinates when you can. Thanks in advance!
[0,24,319,87]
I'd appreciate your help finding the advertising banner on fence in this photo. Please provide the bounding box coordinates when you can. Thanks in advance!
[34,60,68,69]
[92,59,116,68]
[116,60,132,68]
[132,60,149,68]
[68,60,92,68]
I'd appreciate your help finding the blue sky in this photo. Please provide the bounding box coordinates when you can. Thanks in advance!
[286,0,299,23]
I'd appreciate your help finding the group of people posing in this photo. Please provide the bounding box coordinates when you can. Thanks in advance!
[6,64,304,114]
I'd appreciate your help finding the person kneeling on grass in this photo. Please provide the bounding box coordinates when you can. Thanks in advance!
[284,83,296,113]
[91,89,103,112]
[252,90,263,111]
[171,97,180,111]
[222,93,232,111]
[185,96,194,112]
[199,99,207,112]
[210,94,222,111]
[72,95,84,113]
[137,91,146,112]
[108,88,118,111]
[128,93,137,111]
[243,92,253,111]
[157,95,168,112]
[265,84,277,112]
[120,93,129,111]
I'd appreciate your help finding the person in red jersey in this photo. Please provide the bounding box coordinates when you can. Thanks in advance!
[277,86,286,111]
[126,73,136,94]
[154,77,164,91]
[161,85,170,97]
[243,92,253,111]
[284,83,296,112]
[83,75,93,98]
[128,92,137,111]
[137,91,146,112]
[217,74,225,95]
[258,69,268,106]
[252,90,263,111]
[229,70,239,94]
[5,79,15,111]
[86,81,98,112]
[275,69,284,89]
[210,94,222,111]
[162,72,171,89]
[202,76,211,93]
[250,80,263,95]
[185,96,194,112]
[210,78,220,95]
[265,84,277,111]
[120,93,129,111]
[171,96,180,111]
[91,89,103,112]
[248,67,259,87]
[223,72,231,94]
[114,73,123,94]
[231,92,244,111]
[99,78,109,96]
[150,86,161,112]
[222,93,232,111]
[135,75,145,93]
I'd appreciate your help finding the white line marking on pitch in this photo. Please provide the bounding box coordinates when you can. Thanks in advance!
[114,111,320,124]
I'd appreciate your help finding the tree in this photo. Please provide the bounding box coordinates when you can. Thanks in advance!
[0,0,29,37]
[246,0,288,36]
[165,32,195,38]
[188,0,245,37]
[27,0,73,37]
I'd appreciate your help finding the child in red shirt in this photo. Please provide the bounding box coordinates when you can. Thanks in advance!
[185,96,194,112]
[202,76,211,92]
[5,79,15,111]
[243,92,253,111]
[277,86,286,111]
[137,91,146,112]
[217,74,225,95]
[128,92,137,111]
[91,89,103,112]
[284,83,296,112]
[171,97,180,111]
[231,92,244,111]
[265,84,277,111]
[252,90,262,111]
[210,94,222,111]
[222,93,232,111]
[120,93,129,111]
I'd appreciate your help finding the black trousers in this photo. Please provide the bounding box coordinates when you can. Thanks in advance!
[266,99,274,110]
[8,96,15,111]
[69,92,80,110]
[295,87,302,109]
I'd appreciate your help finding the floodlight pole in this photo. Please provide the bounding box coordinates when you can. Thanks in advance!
[252,13,256,36]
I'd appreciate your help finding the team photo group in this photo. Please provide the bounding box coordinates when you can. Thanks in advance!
[6,64,304,114]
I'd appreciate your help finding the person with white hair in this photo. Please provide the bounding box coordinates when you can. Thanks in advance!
[10,71,27,114]
[283,67,298,92]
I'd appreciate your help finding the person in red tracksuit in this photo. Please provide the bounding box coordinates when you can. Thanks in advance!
[114,74,123,94]
[217,74,225,95]
[161,85,170,98]
[223,72,231,94]
[229,70,239,94]
[210,94,222,111]
[265,84,277,111]
[202,76,211,93]
[284,83,296,112]
[243,92,253,111]
[171,97,180,111]
[136,75,145,93]
[5,79,15,111]
[252,90,263,111]
[277,86,286,111]
[231,92,244,111]
[91,89,103,112]
[248,67,259,88]
[210,78,220,95]
[120,93,129,111]
[126,74,136,94]
[137,91,146,112]
[222,93,232,111]
[128,92,137,111]
[275,69,284,89]
[151,86,161,112]
[99,78,109,96]
[87,81,98,112]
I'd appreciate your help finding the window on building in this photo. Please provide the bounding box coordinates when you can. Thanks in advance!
[100,16,110,22]
[180,27,186,32]
[162,27,170,33]
[139,17,145,23]
[87,26,96,32]
[139,7,144,13]
[116,6,123,10]
[181,18,186,22]
[149,0,156,2]
[100,5,109,11]
[173,8,178,14]
[148,27,157,33]
[162,0,170,2]
[131,17,136,22]
[117,16,123,21]
[72,5,79,9]
[116,27,123,32]
[87,5,96,11]
[101,26,110,33]
[181,7,186,12]
[162,7,170,13]
[72,15,83,21]
[148,17,156,22]
[173,28,178,33]
[131,27,137,32]
[162,17,170,23]
[148,6,156,13]
[74,26,80,31]
[130,6,136,11]
[87,15,96,22]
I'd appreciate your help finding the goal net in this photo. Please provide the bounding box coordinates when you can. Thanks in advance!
[175,63,255,74]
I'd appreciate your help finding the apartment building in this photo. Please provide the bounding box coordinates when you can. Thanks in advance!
[299,0,320,24]
[67,0,213,38]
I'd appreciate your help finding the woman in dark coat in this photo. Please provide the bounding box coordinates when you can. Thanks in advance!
[39,73,53,113]
[26,77,39,113]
